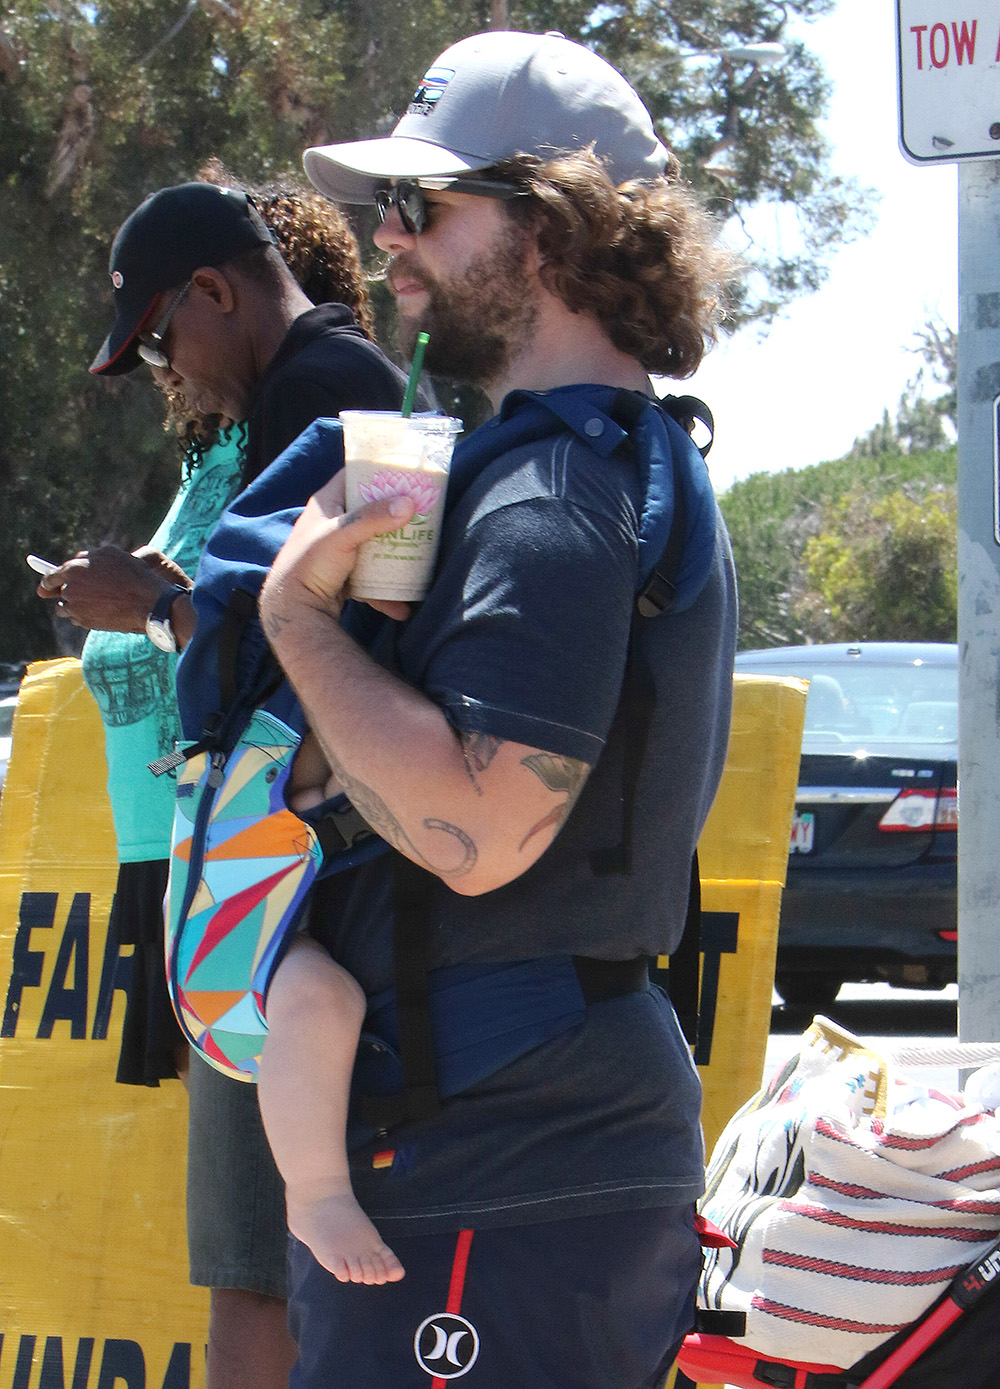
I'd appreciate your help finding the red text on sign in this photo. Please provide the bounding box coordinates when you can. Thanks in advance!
[909,19,978,68]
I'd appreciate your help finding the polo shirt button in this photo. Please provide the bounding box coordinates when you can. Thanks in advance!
[584,418,605,437]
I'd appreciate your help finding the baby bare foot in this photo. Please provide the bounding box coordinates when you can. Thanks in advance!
[287,1184,405,1285]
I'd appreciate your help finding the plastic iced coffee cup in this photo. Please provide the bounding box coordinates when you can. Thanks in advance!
[341,411,462,602]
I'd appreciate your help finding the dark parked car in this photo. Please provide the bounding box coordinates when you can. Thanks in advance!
[733,642,957,1011]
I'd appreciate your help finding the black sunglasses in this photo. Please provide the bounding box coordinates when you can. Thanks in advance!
[137,279,192,370]
[373,177,526,234]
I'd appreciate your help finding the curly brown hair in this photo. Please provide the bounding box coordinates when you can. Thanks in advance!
[165,159,373,452]
[494,149,739,380]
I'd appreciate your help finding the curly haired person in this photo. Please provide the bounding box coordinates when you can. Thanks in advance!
[250,31,738,1389]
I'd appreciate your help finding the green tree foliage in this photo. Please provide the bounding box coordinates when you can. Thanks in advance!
[795,484,957,643]
[720,445,957,649]
[723,312,960,650]
[1,0,871,660]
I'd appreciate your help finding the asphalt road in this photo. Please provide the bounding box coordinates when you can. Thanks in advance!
[771,981,958,1037]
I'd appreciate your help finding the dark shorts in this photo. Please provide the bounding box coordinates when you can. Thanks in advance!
[186,1052,289,1297]
[111,858,186,1087]
[287,1204,700,1389]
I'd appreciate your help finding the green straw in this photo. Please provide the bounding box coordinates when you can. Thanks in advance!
[401,332,429,417]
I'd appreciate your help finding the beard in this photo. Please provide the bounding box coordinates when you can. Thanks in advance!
[392,223,539,390]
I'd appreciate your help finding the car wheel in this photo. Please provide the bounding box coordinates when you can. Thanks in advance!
[775,972,842,1014]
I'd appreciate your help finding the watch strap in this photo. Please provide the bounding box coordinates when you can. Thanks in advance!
[149,584,188,625]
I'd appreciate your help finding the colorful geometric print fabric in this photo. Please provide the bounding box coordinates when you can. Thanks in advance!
[165,709,323,1081]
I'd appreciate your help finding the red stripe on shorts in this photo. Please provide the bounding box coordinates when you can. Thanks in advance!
[431,1229,475,1388]
[447,1229,475,1313]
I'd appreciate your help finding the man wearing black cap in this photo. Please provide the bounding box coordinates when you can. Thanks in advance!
[256,29,739,1389]
[42,179,410,1389]
[43,181,407,646]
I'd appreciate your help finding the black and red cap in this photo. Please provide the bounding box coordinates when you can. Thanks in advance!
[89,182,275,376]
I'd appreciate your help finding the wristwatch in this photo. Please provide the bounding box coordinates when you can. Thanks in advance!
[145,584,189,653]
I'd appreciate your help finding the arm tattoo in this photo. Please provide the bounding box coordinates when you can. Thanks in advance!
[422,818,478,877]
[521,752,589,797]
[261,610,293,644]
[518,752,590,853]
[459,731,504,795]
[318,743,478,878]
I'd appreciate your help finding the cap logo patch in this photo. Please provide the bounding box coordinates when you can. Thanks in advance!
[111,270,124,289]
[408,66,453,116]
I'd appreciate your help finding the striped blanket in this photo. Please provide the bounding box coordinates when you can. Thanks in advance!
[698,1017,1000,1368]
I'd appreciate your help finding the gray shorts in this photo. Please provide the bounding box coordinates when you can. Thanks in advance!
[186,1052,289,1297]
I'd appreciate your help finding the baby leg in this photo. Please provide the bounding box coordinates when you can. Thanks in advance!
[257,937,404,1285]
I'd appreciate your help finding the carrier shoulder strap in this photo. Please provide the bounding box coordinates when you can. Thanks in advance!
[668,853,702,1047]
[658,392,715,459]
[588,388,708,1047]
[368,389,714,1126]
[362,855,442,1130]
[217,588,259,719]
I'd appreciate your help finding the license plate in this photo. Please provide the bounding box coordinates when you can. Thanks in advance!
[790,811,815,854]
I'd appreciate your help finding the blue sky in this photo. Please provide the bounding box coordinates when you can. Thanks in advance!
[689,1,960,493]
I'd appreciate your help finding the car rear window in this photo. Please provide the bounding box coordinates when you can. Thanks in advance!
[741,661,957,743]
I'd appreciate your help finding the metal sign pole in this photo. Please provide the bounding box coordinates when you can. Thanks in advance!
[957,158,1000,1044]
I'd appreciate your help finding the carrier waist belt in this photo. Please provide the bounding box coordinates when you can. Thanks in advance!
[572,954,649,1002]
[357,955,650,1112]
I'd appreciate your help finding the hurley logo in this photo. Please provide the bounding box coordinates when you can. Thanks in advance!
[413,1313,480,1378]
[408,66,454,116]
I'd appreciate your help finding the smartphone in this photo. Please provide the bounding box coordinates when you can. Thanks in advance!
[26,554,59,576]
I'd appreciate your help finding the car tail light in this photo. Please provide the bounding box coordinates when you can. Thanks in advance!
[878,788,958,832]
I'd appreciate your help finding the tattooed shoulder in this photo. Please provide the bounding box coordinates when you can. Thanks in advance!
[517,751,591,854]
[520,752,590,798]
[459,731,505,794]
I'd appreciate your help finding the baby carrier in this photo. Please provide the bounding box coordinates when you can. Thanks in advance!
[159,387,719,1124]
[676,1018,1000,1389]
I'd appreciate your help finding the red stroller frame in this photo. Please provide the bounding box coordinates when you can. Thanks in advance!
[675,1227,1000,1389]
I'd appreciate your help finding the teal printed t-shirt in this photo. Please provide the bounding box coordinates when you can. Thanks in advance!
[82,432,243,862]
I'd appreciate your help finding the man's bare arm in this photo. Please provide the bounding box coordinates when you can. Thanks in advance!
[258,478,590,895]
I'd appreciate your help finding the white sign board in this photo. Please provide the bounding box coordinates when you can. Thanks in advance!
[896,2,1000,163]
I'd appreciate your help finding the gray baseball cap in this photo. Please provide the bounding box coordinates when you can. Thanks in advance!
[303,30,670,203]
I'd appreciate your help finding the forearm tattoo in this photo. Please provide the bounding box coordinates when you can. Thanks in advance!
[319,743,478,878]
[519,752,590,852]
[261,610,293,644]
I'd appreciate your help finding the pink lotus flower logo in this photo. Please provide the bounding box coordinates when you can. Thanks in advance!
[359,469,442,519]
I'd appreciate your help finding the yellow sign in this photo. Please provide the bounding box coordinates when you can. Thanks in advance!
[694,673,807,1149]
[662,672,807,1389]
[0,660,208,1389]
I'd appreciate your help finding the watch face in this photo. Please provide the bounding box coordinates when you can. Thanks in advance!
[145,617,178,653]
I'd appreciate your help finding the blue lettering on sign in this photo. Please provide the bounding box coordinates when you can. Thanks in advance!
[0,1335,194,1389]
[2,893,55,1036]
[92,899,134,1040]
[38,1335,93,1389]
[649,911,740,1066]
[37,894,90,1039]
[95,1338,145,1389]
[1,892,133,1040]
[693,911,740,1066]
